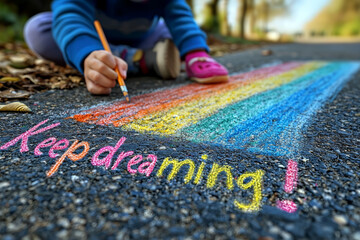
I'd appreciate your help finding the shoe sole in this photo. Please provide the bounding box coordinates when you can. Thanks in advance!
[190,75,229,84]
[153,39,181,79]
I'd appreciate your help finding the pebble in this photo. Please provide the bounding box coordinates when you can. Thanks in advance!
[352,231,360,240]
[56,230,68,239]
[72,216,86,225]
[0,182,10,189]
[159,146,166,150]
[57,218,70,228]
[333,215,347,226]
[7,223,22,232]
[71,175,79,182]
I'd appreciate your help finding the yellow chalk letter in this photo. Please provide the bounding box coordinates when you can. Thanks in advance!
[234,170,264,212]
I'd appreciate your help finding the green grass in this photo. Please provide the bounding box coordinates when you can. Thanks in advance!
[0,3,27,43]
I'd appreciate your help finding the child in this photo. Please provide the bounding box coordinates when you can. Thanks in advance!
[24,0,229,95]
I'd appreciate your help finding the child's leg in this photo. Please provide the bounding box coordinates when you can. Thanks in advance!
[24,12,66,66]
[112,18,180,79]
[136,18,180,79]
[136,18,172,50]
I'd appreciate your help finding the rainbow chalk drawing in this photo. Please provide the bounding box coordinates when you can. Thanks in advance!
[277,160,298,213]
[70,61,360,157]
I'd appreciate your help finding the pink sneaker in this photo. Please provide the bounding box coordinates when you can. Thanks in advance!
[185,51,229,83]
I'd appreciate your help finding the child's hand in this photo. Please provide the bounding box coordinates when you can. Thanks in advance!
[84,50,127,95]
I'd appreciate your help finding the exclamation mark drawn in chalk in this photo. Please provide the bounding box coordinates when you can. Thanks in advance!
[276,159,298,213]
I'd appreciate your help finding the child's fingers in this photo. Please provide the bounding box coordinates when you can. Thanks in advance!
[88,58,118,80]
[94,50,116,69]
[114,57,128,79]
[87,69,116,88]
[86,79,111,95]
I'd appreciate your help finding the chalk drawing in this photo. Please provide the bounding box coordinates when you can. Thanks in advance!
[277,160,298,213]
[0,121,264,212]
[70,61,359,157]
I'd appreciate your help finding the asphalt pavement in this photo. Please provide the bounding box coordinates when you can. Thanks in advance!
[1,42,360,240]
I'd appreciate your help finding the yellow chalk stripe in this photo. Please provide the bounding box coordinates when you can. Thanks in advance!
[124,62,324,135]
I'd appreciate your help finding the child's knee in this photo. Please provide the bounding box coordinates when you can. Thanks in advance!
[24,12,53,42]
[24,12,65,65]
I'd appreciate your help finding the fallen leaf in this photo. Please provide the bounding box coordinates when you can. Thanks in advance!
[9,55,33,69]
[21,74,38,84]
[0,89,32,99]
[0,76,21,83]
[69,76,82,84]
[5,65,35,75]
[262,49,273,56]
[0,102,31,112]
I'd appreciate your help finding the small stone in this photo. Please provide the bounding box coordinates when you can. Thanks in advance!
[31,180,40,186]
[7,223,22,232]
[57,218,70,228]
[72,216,86,225]
[73,230,86,238]
[124,207,134,214]
[352,231,360,240]
[297,188,305,195]
[71,175,79,182]
[0,182,10,189]
[56,230,68,239]
[144,209,153,218]
[333,215,347,226]
[29,216,36,223]
[208,226,215,234]
[108,184,118,190]
[159,146,166,150]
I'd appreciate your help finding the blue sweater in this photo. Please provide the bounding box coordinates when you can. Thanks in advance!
[51,0,209,73]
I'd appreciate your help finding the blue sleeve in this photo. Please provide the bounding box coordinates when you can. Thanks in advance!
[161,0,210,58]
[52,0,103,73]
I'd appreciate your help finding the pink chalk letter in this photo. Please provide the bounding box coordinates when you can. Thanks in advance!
[49,139,70,158]
[138,154,157,177]
[0,119,60,153]
[111,151,134,170]
[277,159,299,213]
[127,155,143,174]
[284,159,298,193]
[91,137,126,169]
[276,200,297,213]
[34,137,57,156]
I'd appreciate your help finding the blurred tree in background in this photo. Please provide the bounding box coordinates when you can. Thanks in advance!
[198,0,290,40]
[305,0,360,37]
[1,0,358,44]
[0,0,51,42]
